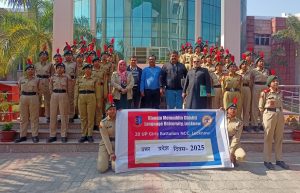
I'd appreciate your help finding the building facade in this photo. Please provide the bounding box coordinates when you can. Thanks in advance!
[54,0,245,62]
[246,16,299,85]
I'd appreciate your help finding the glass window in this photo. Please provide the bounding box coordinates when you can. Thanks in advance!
[96,18,103,37]
[115,0,124,17]
[188,0,195,21]
[142,1,152,17]
[188,20,194,40]
[142,38,151,47]
[115,18,123,37]
[132,18,142,37]
[143,18,151,37]
[106,18,115,36]
[132,38,142,47]
[107,0,114,17]
[96,0,102,17]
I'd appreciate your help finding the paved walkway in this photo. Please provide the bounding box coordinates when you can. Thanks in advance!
[0,152,299,193]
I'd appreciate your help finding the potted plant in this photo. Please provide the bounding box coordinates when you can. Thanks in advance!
[0,123,16,142]
[12,104,20,120]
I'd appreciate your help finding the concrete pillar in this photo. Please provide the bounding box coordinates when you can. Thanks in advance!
[53,0,73,59]
[195,0,202,40]
[221,0,241,63]
[90,0,96,37]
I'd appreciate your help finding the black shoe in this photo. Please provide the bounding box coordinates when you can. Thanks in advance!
[58,119,61,123]
[78,136,87,143]
[73,114,79,119]
[93,125,99,131]
[69,118,74,123]
[264,162,275,170]
[253,126,260,132]
[15,137,27,143]
[32,136,39,143]
[87,136,94,143]
[46,117,50,123]
[243,126,251,132]
[259,125,264,131]
[61,137,68,143]
[276,161,289,170]
[47,137,57,143]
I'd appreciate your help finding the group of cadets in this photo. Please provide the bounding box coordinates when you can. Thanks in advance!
[15,36,289,171]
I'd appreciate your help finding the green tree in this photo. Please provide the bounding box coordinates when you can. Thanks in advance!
[273,16,300,43]
[0,0,53,78]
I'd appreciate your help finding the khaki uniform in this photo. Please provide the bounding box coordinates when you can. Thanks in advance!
[211,71,223,109]
[74,76,101,137]
[222,74,243,118]
[259,89,284,162]
[237,69,252,127]
[202,63,216,73]
[110,52,120,71]
[97,116,116,173]
[100,61,113,100]
[49,74,69,137]
[18,76,40,137]
[227,117,246,162]
[92,68,105,125]
[250,68,269,126]
[76,63,85,78]
[34,62,53,118]
[65,61,77,118]
[181,53,193,70]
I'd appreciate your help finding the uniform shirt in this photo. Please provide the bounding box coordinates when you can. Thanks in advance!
[202,63,215,73]
[251,67,269,84]
[221,73,242,92]
[18,76,39,93]
[140,66,161,92]
[100,62,113,78]
[182,53,193,70]
[237,69,251,86]
[92,68,105,84]
[227,116,243,154]
[99,116,116,155]
[34,62,53,76]
[74,76,101,104]
[259,89,283,111]
[64,61,77,79]
[49,74,69,94]
[76,63,84,78]
[211,71,223,86]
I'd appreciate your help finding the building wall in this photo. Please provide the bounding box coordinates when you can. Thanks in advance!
[246,16,297,85]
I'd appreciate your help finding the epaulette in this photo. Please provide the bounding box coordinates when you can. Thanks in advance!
[263,88,270,93]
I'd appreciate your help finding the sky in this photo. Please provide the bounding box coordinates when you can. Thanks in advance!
[0,0,300,17]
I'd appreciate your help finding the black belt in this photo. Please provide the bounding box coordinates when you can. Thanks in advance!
[70,75,76,79]
[79,90,95,94]
[22,91,37,95]
[213,85,221,88]
[266,108,282,112]
[53,89,66,93]
[225,88,240,92]
[255,82,266,85]
[243,84,249,87]
[37,75,49,79]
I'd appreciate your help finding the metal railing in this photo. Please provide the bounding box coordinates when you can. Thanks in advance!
[279,85,300,115]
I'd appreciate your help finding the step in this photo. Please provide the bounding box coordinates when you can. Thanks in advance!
[241,129,293,140]
[1,139,299,153]
[241,139,300,153]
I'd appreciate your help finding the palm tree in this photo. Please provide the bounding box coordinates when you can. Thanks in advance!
[0,0,53,78]
[0,0,30,9]
[273,16,300,43]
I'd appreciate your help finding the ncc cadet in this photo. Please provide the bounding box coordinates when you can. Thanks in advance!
[202,49,215,73]
[64,43,77,122]
[15,60,40,143]
[237,54,252,132]
[250,52,269,132]
[211,56,224,109]
[226,100,246,167]
[97,99,117,173]
[100,46,114,105]
[108,38,120,70]
[75,63,101,143]
[34,46,53,122]
[75,48,85,79]
[92,50,105,130]
[244,48,255,70]
[53,48,62,67]
[259,75,289,170]
[189,38,203,65]
[221,58,242,119]
[179,44,186,64]
[48,61,70,143]
[181,43,193,70]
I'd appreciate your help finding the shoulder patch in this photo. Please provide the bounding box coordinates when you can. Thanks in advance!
[263,88,270,93]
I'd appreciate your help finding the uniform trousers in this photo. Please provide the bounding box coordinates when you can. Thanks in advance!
[19,95,39,137]
[78,93,96,136]
[97,141,115,173]
[50,92,69,137]
[263,110,284,162]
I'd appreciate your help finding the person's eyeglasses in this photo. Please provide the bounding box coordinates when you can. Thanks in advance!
[193,61,200,63]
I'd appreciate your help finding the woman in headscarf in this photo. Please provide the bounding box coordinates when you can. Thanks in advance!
[111,60,134,110]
